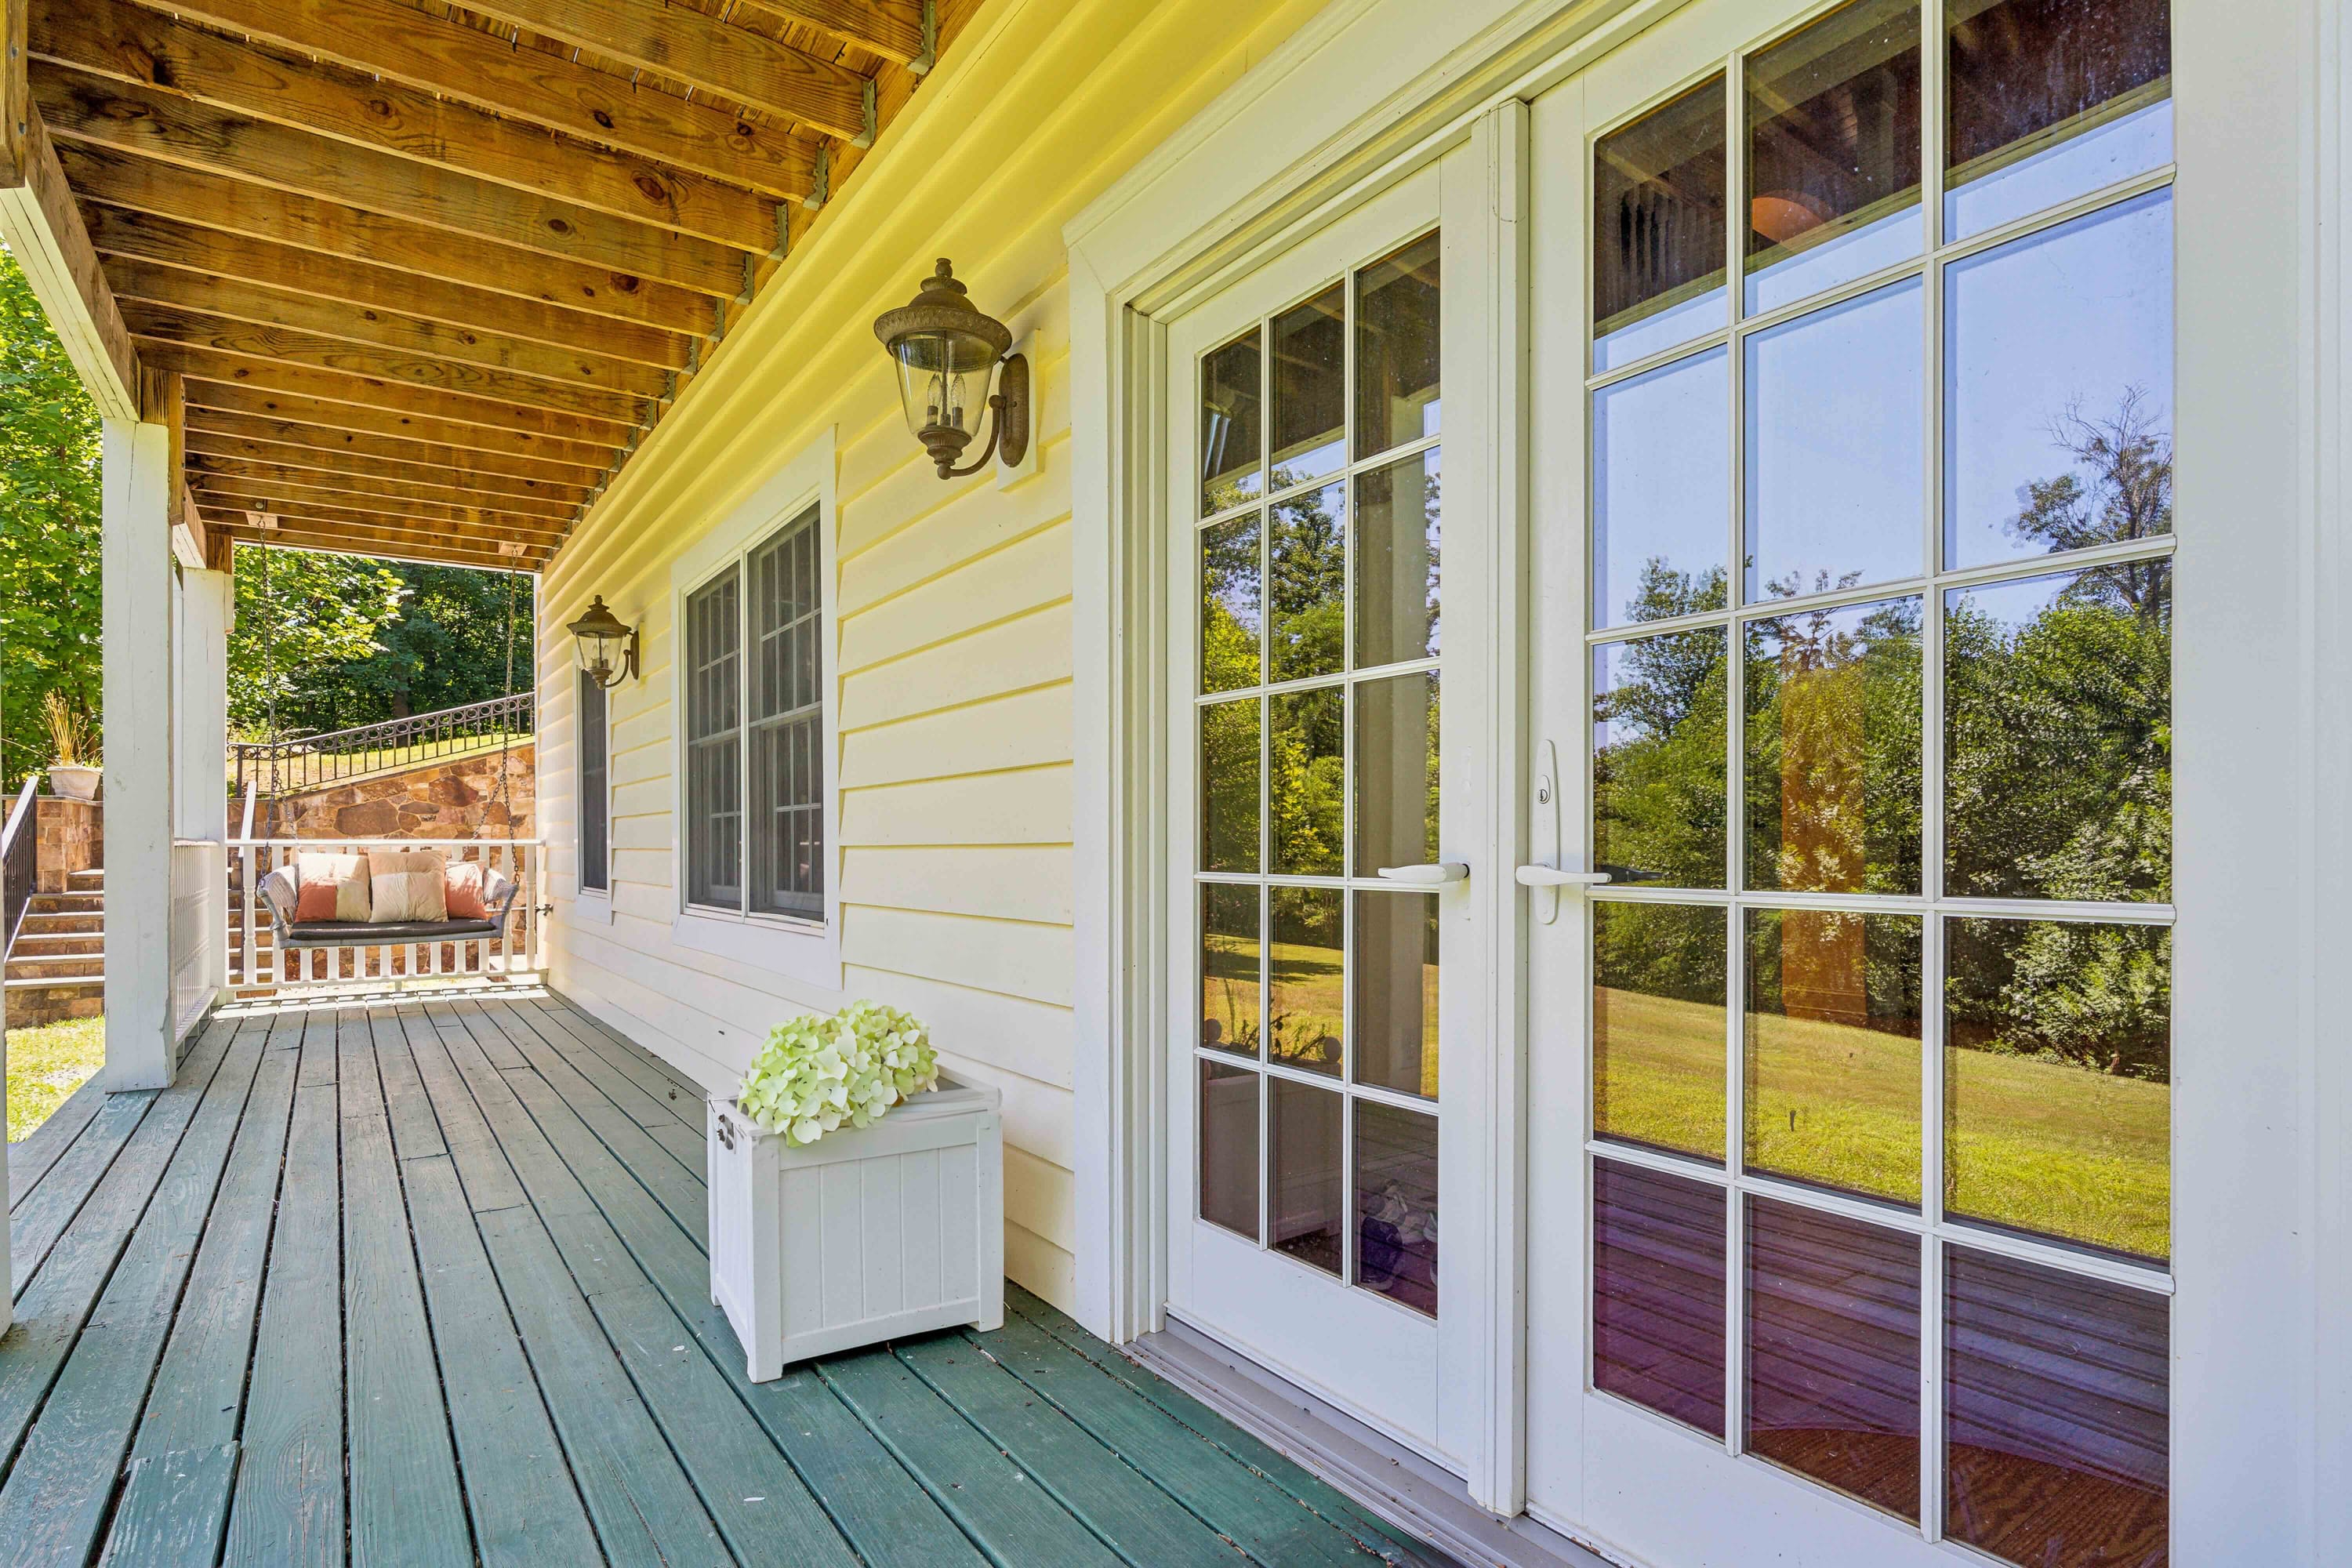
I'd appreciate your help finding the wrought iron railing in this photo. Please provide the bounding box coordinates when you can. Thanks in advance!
[2,775,39,960]
[230,691,532,800]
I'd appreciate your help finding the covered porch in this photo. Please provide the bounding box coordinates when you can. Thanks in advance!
[1,986,1426,1567]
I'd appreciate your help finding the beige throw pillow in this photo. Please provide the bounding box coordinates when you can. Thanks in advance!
[368,849,449,923]
[294,851,372,923]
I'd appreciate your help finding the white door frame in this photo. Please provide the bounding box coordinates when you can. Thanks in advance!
[1066,0,2343,1548]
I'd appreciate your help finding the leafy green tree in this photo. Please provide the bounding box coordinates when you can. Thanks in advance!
[0,245,102,789]
[227,546,406,739]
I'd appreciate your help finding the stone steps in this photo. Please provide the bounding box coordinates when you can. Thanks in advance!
[7,877,105,1025]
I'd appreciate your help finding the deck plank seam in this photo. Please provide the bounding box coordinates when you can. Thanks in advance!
[9,1089,163,1305]
[487,997,707,1176]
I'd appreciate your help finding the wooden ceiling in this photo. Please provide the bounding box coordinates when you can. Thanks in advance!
[0,0,975,572]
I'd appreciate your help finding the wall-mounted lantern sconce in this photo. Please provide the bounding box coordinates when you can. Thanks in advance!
[568,595,640,689]
[873,259,1030,479]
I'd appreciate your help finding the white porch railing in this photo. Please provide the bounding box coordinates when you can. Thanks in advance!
[227,836,546,997]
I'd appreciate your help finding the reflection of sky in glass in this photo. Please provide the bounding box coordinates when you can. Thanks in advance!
[1594,347,1728,626]
[1944,190,2172,570]
[1946,97,2172,240]
[1944,564,2071,630]
[1595,285,1728,374]
[1747,204,1922,317]
[1746,280,1923,598]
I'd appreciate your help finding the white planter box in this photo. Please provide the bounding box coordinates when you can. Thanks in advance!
[706,1076,1004,1380]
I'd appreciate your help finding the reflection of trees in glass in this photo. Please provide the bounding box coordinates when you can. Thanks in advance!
[1594,561,1729,887]
[1271,486,1345,681]
[1744,595,1923,895]
[1355,456,1440,666]
[1948,917,2169,1082]
[1200,698,1258,871]
[1269,887,1343,1072]
[1200,516,1260,694]
[1271,687,1343,875]
[2008,389,2172,558]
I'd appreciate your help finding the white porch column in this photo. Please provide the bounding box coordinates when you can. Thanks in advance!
[179,563,234,996]
[102,416,176,1091]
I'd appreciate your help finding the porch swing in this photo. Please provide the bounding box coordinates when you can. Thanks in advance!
[248,544,524,975]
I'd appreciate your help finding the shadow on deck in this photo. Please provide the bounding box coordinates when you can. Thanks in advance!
[1,988,1436,1568]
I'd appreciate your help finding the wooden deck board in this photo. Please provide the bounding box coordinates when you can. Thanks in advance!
[9,1074,109,1211]
[0,989,1439,1568]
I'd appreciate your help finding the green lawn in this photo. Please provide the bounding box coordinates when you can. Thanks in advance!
[1596,987,2168,1260]
[7,1014,103,1142]
[1203,933,1438,1095]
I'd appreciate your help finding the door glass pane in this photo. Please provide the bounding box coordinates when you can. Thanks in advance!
[1744,909,1922,1203]
[1200,1060,1261,1240]
[1356,1101,1438,1316]
[1353,672,1437,877]
[1201,884,1262,1058]
[1203,330,1263,516]
[1945,916,2169,1261]
[1594,76,1728,371]
[1355,232,1441,459]
[1355,448,1441,670]
[1269,887,1343,1077]
[1944,1246,2169,1568]
[1944,560,2170,902]
[1593,347,1730,629]
[1270,688,1342,875]
[1270,484,1346,682]
[1945,0,2172,239]
[1353,891,1436,1098]
[1200,697,1261,873]
[1594,628,1729,890]
[1744,281,1924,600]
[1592,1158,1727,1436]
[1944,190,2172,571]
[1270,1077,1345,1275]
[1271,284,1347,489]
[1594,902,1727,1163]
[1743,595,1924,896]
[1745,1198,1922,1520]
[1744,0,1923,315]
[1201,513,1262,694]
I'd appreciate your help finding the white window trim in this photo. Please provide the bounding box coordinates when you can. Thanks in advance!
[572,664,614,926]
[668,426,840,989]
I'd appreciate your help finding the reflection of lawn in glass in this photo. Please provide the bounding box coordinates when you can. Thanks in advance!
[1269,937,1344,1073]
[1593,988,2168,1258]
[1200,931,1260,1053]
[1947,1045,2168,1261]
[1745,1013,1921,1203]
[1595,988,1727,1161]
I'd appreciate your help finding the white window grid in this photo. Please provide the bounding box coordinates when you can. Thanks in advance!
[1191,230,1445,1319]
[1575,1,2177,1547]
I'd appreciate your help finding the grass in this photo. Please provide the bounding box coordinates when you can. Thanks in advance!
[230,730,534,793]
[1202,933,1439,1096]
[1595,987,2169,1260]
[6,1014,104,1142]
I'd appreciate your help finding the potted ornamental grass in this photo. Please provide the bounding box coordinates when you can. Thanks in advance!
[707,1000,1004,1379]
[42,693,99,801]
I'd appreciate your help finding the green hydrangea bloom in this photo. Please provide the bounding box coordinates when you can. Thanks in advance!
[735,1000,940,1145]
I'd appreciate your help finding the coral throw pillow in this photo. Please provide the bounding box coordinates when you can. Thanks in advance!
[368,849,449,923]
[444,860,491,920]
[293,852,371,923]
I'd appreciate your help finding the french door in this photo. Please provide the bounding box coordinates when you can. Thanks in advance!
[1525,0,2176,1564]
[1163,165,1467,1456]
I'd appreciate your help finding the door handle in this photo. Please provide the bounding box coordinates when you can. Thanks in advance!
[1514,866,1610,887]
[1377,863,1469,885]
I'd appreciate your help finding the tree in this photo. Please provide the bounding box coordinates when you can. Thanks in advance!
[227,546,407,739]
[0,245,102,790]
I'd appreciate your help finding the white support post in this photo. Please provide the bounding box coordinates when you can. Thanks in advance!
[178,562,234,997]
[103,416,177,1090]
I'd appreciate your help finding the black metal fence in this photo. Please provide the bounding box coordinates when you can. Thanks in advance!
[2,775,39,960]
[231,691,533,800]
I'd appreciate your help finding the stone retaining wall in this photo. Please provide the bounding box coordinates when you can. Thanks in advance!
[34,796,101,892]
[258,744,535,840]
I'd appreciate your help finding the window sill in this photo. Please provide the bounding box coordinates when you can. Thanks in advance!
[672,907,840,989]
[570,887,614,927]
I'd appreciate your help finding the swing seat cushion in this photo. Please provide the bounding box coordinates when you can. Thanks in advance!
[260,862,517,947]
[368,849,449,923]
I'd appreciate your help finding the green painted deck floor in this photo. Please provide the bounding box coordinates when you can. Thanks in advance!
[1,989,1427,1568]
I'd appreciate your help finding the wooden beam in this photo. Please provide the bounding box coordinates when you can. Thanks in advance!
[187,452,580,520]
[138,341,638,446]
[84,205,692,371]
[59,140,716,336]
[139,364,183,530]
[736,0,927,64]
[183,379,619,470]
[131,0,818,198]
[194,481,575,539]
[184,430,590,508]
[173,480,211,568]
[34,64,752,298]
[187,405,607,488]
[0,100,139,416]
[201,517,234,572]
[221,518,553,571]
[34,0,796,251]
[459,0,873,140]
[107,257,677,396]
[122,304,653,425]
[212,497,564,546]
